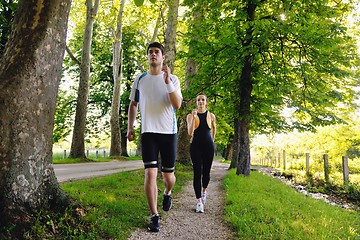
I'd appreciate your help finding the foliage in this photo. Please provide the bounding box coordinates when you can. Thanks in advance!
[224,169,360,239]
[0,0,17,55]
[251,118,360,173]
[182,0,360,138]
[53,89,76,143]
[56,0,176,146]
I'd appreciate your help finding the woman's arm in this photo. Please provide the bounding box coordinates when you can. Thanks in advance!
[186,113,195,136]
[211,113,216,141]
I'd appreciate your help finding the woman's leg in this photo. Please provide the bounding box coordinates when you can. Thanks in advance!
[190,143,203,199]
[201,143,215,190]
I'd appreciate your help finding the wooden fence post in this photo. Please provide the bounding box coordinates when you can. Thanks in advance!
[86,149,89,158]
[342,156,349,184]
[63,150,66,159]
[283,150,286,170]
[103,149,106,158]
[306,153,310,174]
[96,150,99,159]
[323,154,329,183]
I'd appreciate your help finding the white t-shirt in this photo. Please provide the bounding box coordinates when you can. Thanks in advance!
[129,72,182,134]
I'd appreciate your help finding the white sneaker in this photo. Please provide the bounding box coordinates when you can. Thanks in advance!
[195,202,204,213]
[201,192,207,205]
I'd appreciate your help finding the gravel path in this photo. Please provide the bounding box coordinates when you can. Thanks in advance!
[128,160,234,240]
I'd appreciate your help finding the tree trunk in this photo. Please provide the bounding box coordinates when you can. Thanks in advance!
[69,0,100,158]
[164,0,179,71]
[176,57,197,164]
[121,133,129,157]
[177,104,191,164]
[176,10,200,165]
[0,0,72,232]
[230,119,239,169]
[110,0,126,157]
[236,2,255,176]
[224,142,233,162]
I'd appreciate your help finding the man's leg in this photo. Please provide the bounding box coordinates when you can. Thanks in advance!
[159,133,177,211]
[162,172,176,195]
[144,168,158,214]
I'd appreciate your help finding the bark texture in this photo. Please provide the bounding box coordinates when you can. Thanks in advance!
[0,0,72,231]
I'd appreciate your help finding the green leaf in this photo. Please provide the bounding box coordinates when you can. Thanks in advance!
[134,0,145,7]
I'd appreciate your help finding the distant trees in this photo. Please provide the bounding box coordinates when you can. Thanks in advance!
[57,0,178,157]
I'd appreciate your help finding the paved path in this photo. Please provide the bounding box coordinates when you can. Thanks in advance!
[54,160,143,183]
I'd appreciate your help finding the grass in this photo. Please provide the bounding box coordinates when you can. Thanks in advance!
[58,164,192,239]
[52,152,141,164]
[224,169,360,239]
[20,161,360,239]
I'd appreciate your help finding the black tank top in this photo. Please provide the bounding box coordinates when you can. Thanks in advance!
[193,111,212,144]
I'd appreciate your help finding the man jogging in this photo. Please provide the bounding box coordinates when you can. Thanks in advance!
[127,42,182,232]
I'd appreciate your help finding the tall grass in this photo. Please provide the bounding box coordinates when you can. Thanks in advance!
[224,169,360,239]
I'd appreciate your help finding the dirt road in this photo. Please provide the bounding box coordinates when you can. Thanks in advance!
[128,160,234,240]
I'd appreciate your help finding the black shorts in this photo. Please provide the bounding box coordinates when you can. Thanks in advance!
[141,133,177,172]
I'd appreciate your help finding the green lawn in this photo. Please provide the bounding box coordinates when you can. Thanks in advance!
[224,169,360,239]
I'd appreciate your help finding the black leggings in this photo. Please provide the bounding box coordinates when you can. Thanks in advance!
[190,140,214,199]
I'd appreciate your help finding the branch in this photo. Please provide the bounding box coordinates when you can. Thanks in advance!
[65,45,81,66]
[137,30,150,43]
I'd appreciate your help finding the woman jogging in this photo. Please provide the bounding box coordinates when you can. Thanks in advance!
[186,94,216,213]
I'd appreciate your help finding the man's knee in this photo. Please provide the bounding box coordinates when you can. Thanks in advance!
[145,168,158,180]
[162,172,175,182]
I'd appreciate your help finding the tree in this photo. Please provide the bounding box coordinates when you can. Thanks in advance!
[176,8,199,165]
[69,0,100,158]
[164,0,179,71]
[183,0,359,175]
[110,0,126,156]
[0,0,72,234]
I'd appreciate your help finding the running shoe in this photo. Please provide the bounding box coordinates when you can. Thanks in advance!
[195,202,204,213]
[201,192,207,205]
[162,194,172,211]
[148,213,160,232]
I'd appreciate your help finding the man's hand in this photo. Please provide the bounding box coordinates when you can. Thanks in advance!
[127,128,135,141]
[162,64,170,84]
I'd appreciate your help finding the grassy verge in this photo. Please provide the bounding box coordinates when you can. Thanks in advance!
[55,164,192,239]
[224,169,360,239]
[52,154,142,164]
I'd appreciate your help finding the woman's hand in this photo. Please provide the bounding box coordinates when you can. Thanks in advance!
[192,109,198,117]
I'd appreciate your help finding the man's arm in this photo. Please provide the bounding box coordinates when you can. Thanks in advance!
[163,65,182,109]
[168,90,182,109]
[127,100,138,141]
